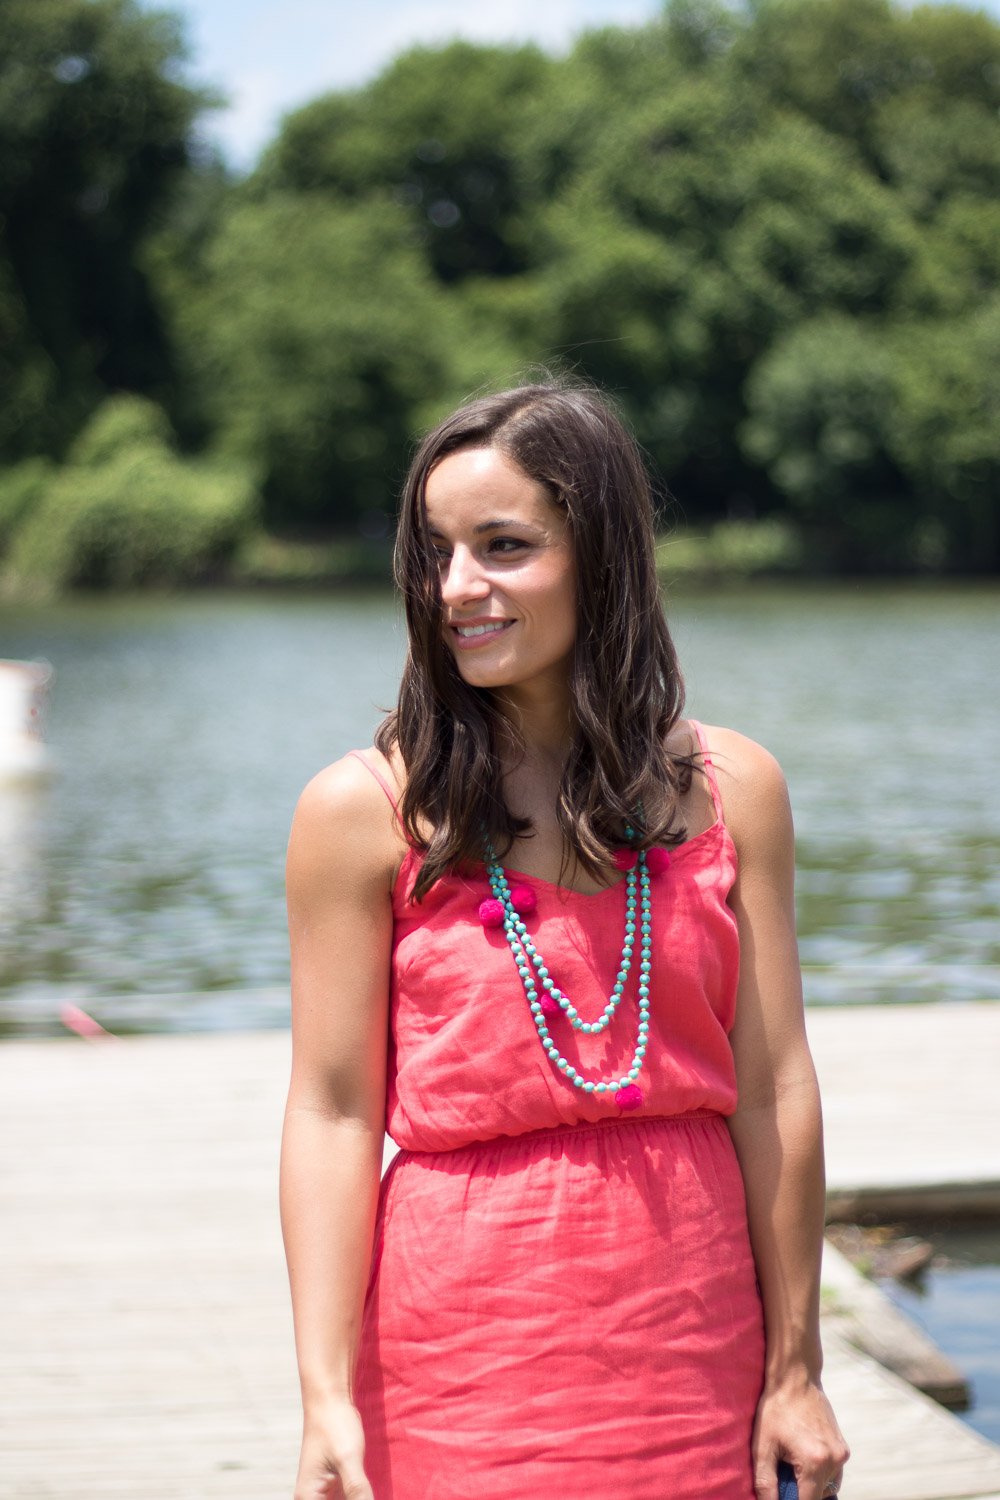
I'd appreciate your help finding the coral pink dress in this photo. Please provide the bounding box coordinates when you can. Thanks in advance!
[351,722,764,1498]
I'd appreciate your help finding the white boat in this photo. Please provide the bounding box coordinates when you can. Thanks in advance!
[0,659,54,780]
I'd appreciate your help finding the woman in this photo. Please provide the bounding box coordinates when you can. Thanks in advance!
[281,382,849,1500]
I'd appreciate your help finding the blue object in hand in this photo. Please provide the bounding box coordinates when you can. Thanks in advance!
[777,1460,798,1499]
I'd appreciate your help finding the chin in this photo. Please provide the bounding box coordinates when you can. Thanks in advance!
[453,661,514,690]
[447,644,513,688]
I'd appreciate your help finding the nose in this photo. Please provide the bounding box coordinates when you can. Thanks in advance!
[440,544,490,608]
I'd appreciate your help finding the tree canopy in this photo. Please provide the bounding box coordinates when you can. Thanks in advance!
[2,0,1000,587]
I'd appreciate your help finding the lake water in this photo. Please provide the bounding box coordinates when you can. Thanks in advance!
[1,582,998,1030]
[2,581,999,1443]
[883,1227,1000,1446]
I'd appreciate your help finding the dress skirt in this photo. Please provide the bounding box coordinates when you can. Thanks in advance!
[355,1111,765,1499]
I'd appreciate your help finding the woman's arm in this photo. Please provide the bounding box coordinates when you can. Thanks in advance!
[281,754,401,1500]
[710,727,849,1500]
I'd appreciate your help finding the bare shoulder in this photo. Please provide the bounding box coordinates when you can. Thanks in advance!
[694,723,792,858]
[287,748,404,899]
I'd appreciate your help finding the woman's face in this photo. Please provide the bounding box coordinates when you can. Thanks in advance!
[423,446,577,698]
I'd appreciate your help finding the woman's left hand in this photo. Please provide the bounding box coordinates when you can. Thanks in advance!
[751,1371,850,1500]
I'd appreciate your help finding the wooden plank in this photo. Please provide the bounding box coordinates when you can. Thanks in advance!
[806,1002,1000,1214]
[821,1327,1000,1500]
[0,1032,300,1500]
[3,1011,1000,1499]
[821,1240,969,1409]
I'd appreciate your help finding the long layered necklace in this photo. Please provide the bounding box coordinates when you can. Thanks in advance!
[480,836,670,1109]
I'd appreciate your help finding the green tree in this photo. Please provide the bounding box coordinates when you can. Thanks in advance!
[730,0,1000,159]
[168,196,487,528]
[3,395,257,596]
[890,303,1000,570]
[741,315,910,568]
[254,42,554,284]
[0,0,215,459]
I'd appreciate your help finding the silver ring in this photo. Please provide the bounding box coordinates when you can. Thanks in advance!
[825,1484,840,1496]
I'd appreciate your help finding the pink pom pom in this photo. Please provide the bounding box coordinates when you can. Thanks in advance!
[540,993,560,1016]
[615,1083,643,1110]
[509,883,537,913]
[645,847,672,875]
[478,897,506,928]
[613,848,638,871]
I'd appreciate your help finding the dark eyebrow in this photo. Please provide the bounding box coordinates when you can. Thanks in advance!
[426,519,542,538]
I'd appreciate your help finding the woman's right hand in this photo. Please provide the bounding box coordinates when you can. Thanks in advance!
[294,1398,374,1500]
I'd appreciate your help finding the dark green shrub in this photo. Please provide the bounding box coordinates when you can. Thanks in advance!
[3,396,258,597]
[0,457,53,552]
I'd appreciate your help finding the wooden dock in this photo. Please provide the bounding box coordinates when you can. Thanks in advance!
[2,1003,1000,1499]
[806,1002,1000,1221]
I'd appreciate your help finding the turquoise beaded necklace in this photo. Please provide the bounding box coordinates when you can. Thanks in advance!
[483,839,652,1109]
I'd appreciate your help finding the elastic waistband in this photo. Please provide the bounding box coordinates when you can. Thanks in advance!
[393,1108,723,1158]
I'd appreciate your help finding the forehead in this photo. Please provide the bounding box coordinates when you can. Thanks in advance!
[423,447,561,532]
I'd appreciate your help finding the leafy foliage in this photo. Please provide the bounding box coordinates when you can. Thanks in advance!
[167,196,487,526]
[3,396,258,597]
[0,0,214,458]
[3,0,1000,583]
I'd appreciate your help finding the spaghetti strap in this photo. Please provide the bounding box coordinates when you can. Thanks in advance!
[346,748,401,815]
[688,719,725,823]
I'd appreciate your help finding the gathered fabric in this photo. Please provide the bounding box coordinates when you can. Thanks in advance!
[352,722,764,1498]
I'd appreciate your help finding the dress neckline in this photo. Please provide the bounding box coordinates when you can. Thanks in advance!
[393,816,728,905]
[497,817,725,900]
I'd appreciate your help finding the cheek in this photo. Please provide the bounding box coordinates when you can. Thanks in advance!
[533,559,577,646]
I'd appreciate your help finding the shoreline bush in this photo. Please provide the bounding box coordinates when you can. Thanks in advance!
[1,396,259,599]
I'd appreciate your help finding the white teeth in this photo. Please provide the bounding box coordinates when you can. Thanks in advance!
[456,621,507,637]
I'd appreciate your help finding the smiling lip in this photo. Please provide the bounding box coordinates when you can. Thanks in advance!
[448,618,515,650]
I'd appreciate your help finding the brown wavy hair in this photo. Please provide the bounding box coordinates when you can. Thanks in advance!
[375,380,691,899]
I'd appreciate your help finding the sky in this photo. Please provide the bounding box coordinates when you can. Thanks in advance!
[146,0,663,168]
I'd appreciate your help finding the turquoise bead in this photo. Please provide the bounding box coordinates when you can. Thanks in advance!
[485,831,652,1102]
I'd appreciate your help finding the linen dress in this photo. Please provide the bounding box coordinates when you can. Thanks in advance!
[351,722,765,1499]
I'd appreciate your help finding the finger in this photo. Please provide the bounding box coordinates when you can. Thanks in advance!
[798,1469,837,1500]
[334,1457,374,1500]
[753,1451,781,1500]
[802,1452,849,1500]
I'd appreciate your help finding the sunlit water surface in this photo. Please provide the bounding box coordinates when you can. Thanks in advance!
[2,583,999,1444]
[883,1227,1000,1446]
[0,582,997,1030]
